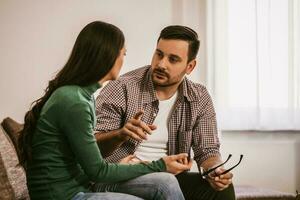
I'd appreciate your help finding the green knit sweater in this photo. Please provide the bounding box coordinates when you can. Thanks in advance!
[26,83,166,200]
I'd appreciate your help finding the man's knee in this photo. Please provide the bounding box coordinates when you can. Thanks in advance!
[215,184,236,200]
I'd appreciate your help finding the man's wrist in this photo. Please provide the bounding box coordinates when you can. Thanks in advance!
[116,129,129,141]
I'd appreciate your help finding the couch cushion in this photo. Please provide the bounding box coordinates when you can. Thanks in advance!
[1,117,24,158]
[0,125,29,199]
[235,185,296,200]
[0,153,15,200]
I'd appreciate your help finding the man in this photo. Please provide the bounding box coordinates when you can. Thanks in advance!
[95,25,235,200]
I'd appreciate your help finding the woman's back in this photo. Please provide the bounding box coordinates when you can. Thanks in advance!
[27,84,99,199]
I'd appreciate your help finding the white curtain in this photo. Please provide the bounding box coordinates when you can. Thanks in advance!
[206,0,300,130]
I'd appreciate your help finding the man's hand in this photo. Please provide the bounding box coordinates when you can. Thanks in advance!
[200,156,233,191]
[162,153,193,175]
[95,110,156,158]
[206,167,233,191]
[119,110,156,141]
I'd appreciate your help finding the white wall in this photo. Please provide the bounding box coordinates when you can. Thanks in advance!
[189,130,300,193]
[221,131,300,193]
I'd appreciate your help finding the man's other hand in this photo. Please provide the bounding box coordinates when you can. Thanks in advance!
[206,167,233,191]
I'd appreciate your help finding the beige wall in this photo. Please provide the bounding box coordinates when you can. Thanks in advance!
[0,0,206,122]
[0,0,174,122]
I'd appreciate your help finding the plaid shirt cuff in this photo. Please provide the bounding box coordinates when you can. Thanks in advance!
[195,150,221,170]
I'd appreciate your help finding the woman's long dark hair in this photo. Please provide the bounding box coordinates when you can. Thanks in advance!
[18,21,124,167]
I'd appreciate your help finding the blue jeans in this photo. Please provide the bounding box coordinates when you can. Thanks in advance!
[72,192,143,200]
[93,172,185,200]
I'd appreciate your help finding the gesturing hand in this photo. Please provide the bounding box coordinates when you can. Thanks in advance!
[119,110,156,141]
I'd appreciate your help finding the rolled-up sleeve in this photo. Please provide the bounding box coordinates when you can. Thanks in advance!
[95,80,127,132]
[192,87,221,168]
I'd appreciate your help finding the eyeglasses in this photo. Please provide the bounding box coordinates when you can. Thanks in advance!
[200,154,243,179]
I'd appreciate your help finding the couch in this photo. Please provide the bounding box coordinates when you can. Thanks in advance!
[0,117,297,200]
[0,118,29,199]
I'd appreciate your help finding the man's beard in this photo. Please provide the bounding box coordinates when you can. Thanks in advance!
[151,73,179,88]
[151,67,184,88]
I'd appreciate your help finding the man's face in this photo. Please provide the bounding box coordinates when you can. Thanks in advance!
[151,39,195,87]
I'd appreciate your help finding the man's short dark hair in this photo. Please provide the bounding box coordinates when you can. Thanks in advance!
[158,25,200,62]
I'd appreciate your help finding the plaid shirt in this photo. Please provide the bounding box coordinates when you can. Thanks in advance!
[95,66,220,169]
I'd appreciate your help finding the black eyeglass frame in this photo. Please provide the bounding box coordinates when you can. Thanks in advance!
[200,154,243,179]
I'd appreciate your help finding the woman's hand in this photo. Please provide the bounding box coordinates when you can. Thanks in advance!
[119,155,136,164]
[118,155,150,165]
[162,153,193,175]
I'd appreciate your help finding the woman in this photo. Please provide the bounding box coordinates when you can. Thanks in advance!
[18,21,191,200]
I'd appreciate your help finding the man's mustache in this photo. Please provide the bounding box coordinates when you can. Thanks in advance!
[153,68,169,77]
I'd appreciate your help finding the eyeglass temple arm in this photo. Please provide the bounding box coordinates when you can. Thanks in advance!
[201,154,232,176]
[220,154,243,175]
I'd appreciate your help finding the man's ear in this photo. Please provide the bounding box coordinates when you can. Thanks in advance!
[186,59,196,75]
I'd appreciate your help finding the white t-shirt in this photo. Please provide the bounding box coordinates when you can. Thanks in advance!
[135,92,178,161]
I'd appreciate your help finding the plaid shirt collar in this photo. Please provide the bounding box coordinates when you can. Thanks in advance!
[141,66,199,104]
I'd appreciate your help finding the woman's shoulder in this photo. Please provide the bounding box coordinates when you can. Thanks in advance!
[54,85,79,95]
[50,85,88,108]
